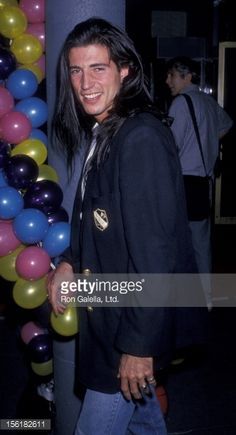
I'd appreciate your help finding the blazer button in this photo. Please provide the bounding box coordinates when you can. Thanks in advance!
[82,268,92,275]
[87,306,93,312]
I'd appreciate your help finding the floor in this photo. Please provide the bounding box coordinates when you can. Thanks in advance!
[0,224,236,435]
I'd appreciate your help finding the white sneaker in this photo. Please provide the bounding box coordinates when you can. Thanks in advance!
[37,379,54,402]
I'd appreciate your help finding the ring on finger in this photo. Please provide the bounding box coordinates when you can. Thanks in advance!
[147,376,156,385]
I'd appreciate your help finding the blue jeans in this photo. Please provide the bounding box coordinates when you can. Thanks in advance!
[74,386,167,435]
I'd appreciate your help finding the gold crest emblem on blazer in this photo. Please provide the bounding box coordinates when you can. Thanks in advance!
[93,209,109,231]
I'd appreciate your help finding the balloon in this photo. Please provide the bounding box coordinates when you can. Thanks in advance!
[18,63,44,83]
[36,54,45,75]
[0,169,8,187]
[16,245,51,280]
[31,359,53,377]
[6,69,38,100]
[13,208,48,244]
[19,0,45,24]
[30,128,48,146]
[15,97,48,128]
[11,138,47,165]
[0,220,21,256]
[27,23,45,51]
[24,180,63,213]
[0,47,16,80]
[0,6,27,39]
[4,154,39,189]
[42,222,70,258]
[0,0,18,8]
[13,275,47,309]
[50,305,79,337]
[0,140,11,169]
[0,244,24,281]
[0,186,23,219]
[0,87,14,118]
[20,320,47,344]
[11,33,43,64]
[47,207,69,225]
[0,111,32,144]
[27,334,52,363]
[37,164,58,183]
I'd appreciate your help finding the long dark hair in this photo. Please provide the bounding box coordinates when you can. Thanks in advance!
[53,17,162,169]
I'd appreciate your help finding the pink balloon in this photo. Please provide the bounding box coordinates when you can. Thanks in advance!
[27,23,45,51]
[20,320,47,344]
[19,0,45,23]
[0,111,32,144]
[36,54,45,75]
[0,220,21,256]
[15,245,51,280]
[0,87,14,118]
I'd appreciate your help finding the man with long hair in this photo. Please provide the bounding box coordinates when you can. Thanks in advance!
[48,18,204,434]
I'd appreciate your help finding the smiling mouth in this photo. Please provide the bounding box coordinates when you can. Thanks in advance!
[83,92,102,100]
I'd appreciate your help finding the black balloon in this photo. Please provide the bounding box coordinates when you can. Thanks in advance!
[0,140,11,169]
[4,154,39,189]
[0,47,17,81]
[24,179,63,213]
[47,206,69,225]
[27,334,53,363]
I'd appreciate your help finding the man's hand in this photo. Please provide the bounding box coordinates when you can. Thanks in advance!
[47,261,74,315]
[117,354,156,401]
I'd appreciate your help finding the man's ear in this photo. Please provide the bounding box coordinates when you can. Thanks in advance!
[185,72,192,84]
[120,66,129,81]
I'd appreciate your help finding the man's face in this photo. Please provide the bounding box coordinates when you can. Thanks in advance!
[166,68,192,96]
[69,44,129,123]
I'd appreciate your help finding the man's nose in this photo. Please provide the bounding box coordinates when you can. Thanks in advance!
[81,71,93,89]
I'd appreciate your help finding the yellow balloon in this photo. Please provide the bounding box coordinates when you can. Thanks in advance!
[18,63,44,83]
[13,276,47,309]
[50,306,79,337]
[31,359,53,376]
[0,244,25,281]
[0,6,27,39]
[11,33,43,65]
[0,0,18,9]
[12,138,47,165]
[37,164,59,183]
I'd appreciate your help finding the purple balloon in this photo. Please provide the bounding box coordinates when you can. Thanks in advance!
[27,334,53,363]
[0,141,11,169]
[0,47,17,81]
[24,180,63,213]
[4,155,39,189]
[47,207,69,225]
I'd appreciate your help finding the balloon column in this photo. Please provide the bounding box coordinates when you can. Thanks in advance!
[0,0,78,378]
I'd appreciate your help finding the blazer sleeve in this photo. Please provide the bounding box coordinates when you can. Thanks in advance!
[114,120,182,356]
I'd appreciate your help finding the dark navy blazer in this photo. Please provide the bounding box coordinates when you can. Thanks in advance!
[65,112,206,393]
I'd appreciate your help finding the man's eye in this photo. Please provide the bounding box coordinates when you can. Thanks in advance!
[93,67,105,72]
[70,68,81,75]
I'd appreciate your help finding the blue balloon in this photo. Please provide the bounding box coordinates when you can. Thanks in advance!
[15,97,48,128]
[6,69,38,100]
[13,208,49,244]
[42,222,71,257]
[0,169,8,187]
[0,186,24,219]
[30,128,48,146]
